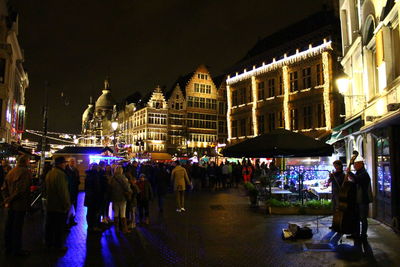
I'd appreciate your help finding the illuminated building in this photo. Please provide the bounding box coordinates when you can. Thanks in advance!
[119,86,168,154]
[81,79,117,146]
[166,65,221,155]
[337,0,400,228]
[226,9,344,145]
[0,1,29,143]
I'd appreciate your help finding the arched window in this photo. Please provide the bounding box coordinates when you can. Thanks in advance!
[363,15,375,45]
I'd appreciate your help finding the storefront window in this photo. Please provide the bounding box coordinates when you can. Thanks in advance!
[376,136,391,199]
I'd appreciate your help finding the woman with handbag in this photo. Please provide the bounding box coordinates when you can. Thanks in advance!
[110,166,132,233]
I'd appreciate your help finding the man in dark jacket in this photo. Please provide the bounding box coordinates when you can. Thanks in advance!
[45,156,71,251]
[2,155,32,256]
[347,156,372,239]
[84,163,102,232]
[65,157,80,227]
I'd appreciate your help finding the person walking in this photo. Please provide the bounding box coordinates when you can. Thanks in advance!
[327,160,345,229]
[242,163,252,183]
[154,163,169,213]
[127,176,140,230]
[2,155,32,256]
[171,160,191,212]
[110,166,131,233]
[65,157,80,228]
[347,156,373,239]
[44,156,71,251]
[136,173,153,225]
[84,163,102,232]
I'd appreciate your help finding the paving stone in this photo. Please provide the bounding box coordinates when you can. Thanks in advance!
[1,188,400,266]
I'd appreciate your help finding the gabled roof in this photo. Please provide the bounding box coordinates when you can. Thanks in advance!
[54,146,114,155]
[169,72,194,97]
[212,74,227,89]
[228,9,340,74]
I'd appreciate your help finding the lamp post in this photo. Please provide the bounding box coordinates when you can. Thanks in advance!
[336,73,366,115]
[111,121,118,155]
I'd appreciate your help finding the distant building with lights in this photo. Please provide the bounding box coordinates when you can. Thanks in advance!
[90,65,228,157]
[0,1,28,144]
[226,9,344,145]
[337,0,400,229]
[81,79,117,146]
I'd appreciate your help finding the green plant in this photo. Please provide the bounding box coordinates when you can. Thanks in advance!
[304,199,332,209]
[244,182,258,196]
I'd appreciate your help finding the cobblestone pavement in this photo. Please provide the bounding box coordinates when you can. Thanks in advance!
[1,188,400,267]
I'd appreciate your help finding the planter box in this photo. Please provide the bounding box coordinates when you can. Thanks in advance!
[267,206,332,215]
[303,208,332,215]
[268,206,301,215]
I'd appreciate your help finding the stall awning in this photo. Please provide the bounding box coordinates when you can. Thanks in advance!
[326,116,363,144]
[150,153,172,161]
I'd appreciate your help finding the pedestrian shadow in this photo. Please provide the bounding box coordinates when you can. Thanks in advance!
[327,232,378,264]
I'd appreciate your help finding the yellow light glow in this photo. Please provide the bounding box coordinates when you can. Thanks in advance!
[226,41,332,85]
[226,85,232,141]
[376,98,386,116]
[251,76,258,136]
[282,66,290,130]
[336,77,350,95]
[322,52,332,130]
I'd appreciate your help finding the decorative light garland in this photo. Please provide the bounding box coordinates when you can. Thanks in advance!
[322,51,332,130]
[226,85,232,140]
[282,66,290,130]
[226,41,333,85]
[251,76,258,136]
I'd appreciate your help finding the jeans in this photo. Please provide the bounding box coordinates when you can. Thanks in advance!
[46,211,67,248]
[355,203,369,236]
[4,209,25,253]
[112,201,127,218]
[137,199,149,220]
[176,191,185,209]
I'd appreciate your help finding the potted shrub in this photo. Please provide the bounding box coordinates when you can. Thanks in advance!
[266,199,302,214]
[303,199,332,215]
[244,182,259,207]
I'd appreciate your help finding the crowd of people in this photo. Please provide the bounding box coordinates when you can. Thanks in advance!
[0,152,373,257]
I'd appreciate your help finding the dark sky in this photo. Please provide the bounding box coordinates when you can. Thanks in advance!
[11,0,326,135]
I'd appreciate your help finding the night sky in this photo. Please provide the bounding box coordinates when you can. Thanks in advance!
[11,0,326,136]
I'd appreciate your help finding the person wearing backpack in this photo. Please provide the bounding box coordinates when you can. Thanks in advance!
[110,166,132,233]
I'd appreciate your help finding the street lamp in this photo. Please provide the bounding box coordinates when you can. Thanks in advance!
[111,121,118,154]
[336,74,350,95]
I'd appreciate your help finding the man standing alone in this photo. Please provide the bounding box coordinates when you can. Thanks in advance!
[45,156,71,251]
[2,155,32,256]
[171,161,191,212]
[347,156,372,239]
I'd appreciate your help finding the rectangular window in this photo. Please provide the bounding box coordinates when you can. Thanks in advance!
[232,90,238,106]
[240,118,246,136]
[257,115,264,134]
[316,64,324,86]
[289,71,298,92]
[303,106,313,129]
[240,87,246,104]
[278,111,284,128]
[317,104,326,127]
[268,78,275,97]
[232,120,237,137]
[279,76,283,95]
[291,109,298,130]
[268,113,275,132]
[302,67,312,89]
[257,81,265,100]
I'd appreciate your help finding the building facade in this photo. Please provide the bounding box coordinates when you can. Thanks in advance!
[119,86,168,154]
[0,2,28,144]
[338,0,400,229]
[226,10,343,145]
[81,79,116,146]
